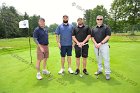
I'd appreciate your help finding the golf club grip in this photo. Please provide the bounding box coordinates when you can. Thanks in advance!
[76,43,88,46]
[98,48,99,56]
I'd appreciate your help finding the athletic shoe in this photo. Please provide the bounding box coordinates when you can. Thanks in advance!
[94,70,102,75]
[106,74,110,80]
[74,69,80,75]
[36,72,42,80]
[83,69,89,75]
[58,68,65,74]
[42,70,50,75]
[68,68,74,74]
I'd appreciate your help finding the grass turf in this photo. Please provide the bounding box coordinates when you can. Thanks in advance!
[0,35,140,93]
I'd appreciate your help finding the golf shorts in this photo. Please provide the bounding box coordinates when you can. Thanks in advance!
[37,45,49,60]
[60,46,72,57]
[74,44,89,58]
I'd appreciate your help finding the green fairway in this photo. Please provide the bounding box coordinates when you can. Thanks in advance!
[0,35,140,93]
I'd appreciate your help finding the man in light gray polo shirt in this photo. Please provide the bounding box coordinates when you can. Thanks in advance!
[91,15,111,80]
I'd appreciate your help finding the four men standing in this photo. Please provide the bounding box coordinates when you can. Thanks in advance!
[33,15,111,80]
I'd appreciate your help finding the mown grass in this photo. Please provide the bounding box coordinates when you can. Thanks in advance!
[0,35,140,93]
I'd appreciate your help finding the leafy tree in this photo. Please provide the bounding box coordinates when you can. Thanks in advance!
[48,23,58,34]
[84,5,109,28]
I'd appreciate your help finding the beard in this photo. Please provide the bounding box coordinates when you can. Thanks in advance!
[63,20,68,23]
[78,23,83,25]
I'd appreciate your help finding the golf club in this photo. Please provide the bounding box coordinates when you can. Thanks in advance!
[95,48,100,79]
[95,74,99,79]
[80,46,83,78]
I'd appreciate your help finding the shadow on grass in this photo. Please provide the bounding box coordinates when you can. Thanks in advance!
[33,72,122,88]
[95,74,122,86]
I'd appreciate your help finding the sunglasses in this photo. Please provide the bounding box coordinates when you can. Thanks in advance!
[97,19,103,20]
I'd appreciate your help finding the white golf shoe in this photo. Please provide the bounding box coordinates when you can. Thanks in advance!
[58,68,65,74]
[36,72,42,80]
[68,68,74,74]
[42,70,50,75]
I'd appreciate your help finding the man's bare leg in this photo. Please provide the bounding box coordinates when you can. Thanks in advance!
[83,58,87,69]
[67,56,71,68]
[36,59,41,72]
[67,56,73,73]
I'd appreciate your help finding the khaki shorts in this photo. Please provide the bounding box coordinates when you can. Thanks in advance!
[37,45,49,60]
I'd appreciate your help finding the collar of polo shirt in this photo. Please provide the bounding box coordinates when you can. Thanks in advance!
[63,23,69,26]
[96,24,104,28]
[78,24,85,28]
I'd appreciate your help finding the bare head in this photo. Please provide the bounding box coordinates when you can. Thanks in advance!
[38,18,45,28]
[96,15,103,26]
[77,18,84,25]
[63,15,69,23]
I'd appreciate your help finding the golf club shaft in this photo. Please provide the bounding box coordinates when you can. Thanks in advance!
[80,46,83,77]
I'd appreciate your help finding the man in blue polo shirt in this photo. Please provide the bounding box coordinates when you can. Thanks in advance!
[55,15,74,74]
[33,18,50,80]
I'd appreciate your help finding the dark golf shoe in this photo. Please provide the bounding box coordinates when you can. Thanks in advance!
[74,69,80,75]
[83,69,89,75]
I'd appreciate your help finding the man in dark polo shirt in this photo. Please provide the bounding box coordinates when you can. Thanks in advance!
[55,15,74,74]
[33,18,50,80]
[72,18,91,75]
[91,15,111,80]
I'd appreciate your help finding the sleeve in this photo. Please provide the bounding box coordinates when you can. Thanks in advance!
[72,28,76,36]
[33,29,39,44]
[87,26,91,35]
[33,29,38,38]
[55,25,60,35]
[105,26,111,36]
[91,28,95,37]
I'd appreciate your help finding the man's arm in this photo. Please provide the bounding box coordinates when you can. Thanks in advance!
[82,26,91,45]
[91,28,99,48]
[91,37,97,45]
[101,26,111,44]
[56,35,61,49]
[55,26,61,49]
[101,36,110,44]
[33,31,45,52]
[82,35,91,44]
[72,36,79,44]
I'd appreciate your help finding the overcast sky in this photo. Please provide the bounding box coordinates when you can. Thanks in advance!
[0,0,113,26]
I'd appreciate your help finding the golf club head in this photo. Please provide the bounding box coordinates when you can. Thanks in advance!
[48,74,53,81]
[95,74,99,79]
[58,73,64,76]
[80,74,83,77]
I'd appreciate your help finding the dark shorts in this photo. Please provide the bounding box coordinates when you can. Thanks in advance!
[74,44,89,58]
[60,46,72,57]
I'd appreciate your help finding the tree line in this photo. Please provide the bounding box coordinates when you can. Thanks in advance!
[0,0,140,38]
